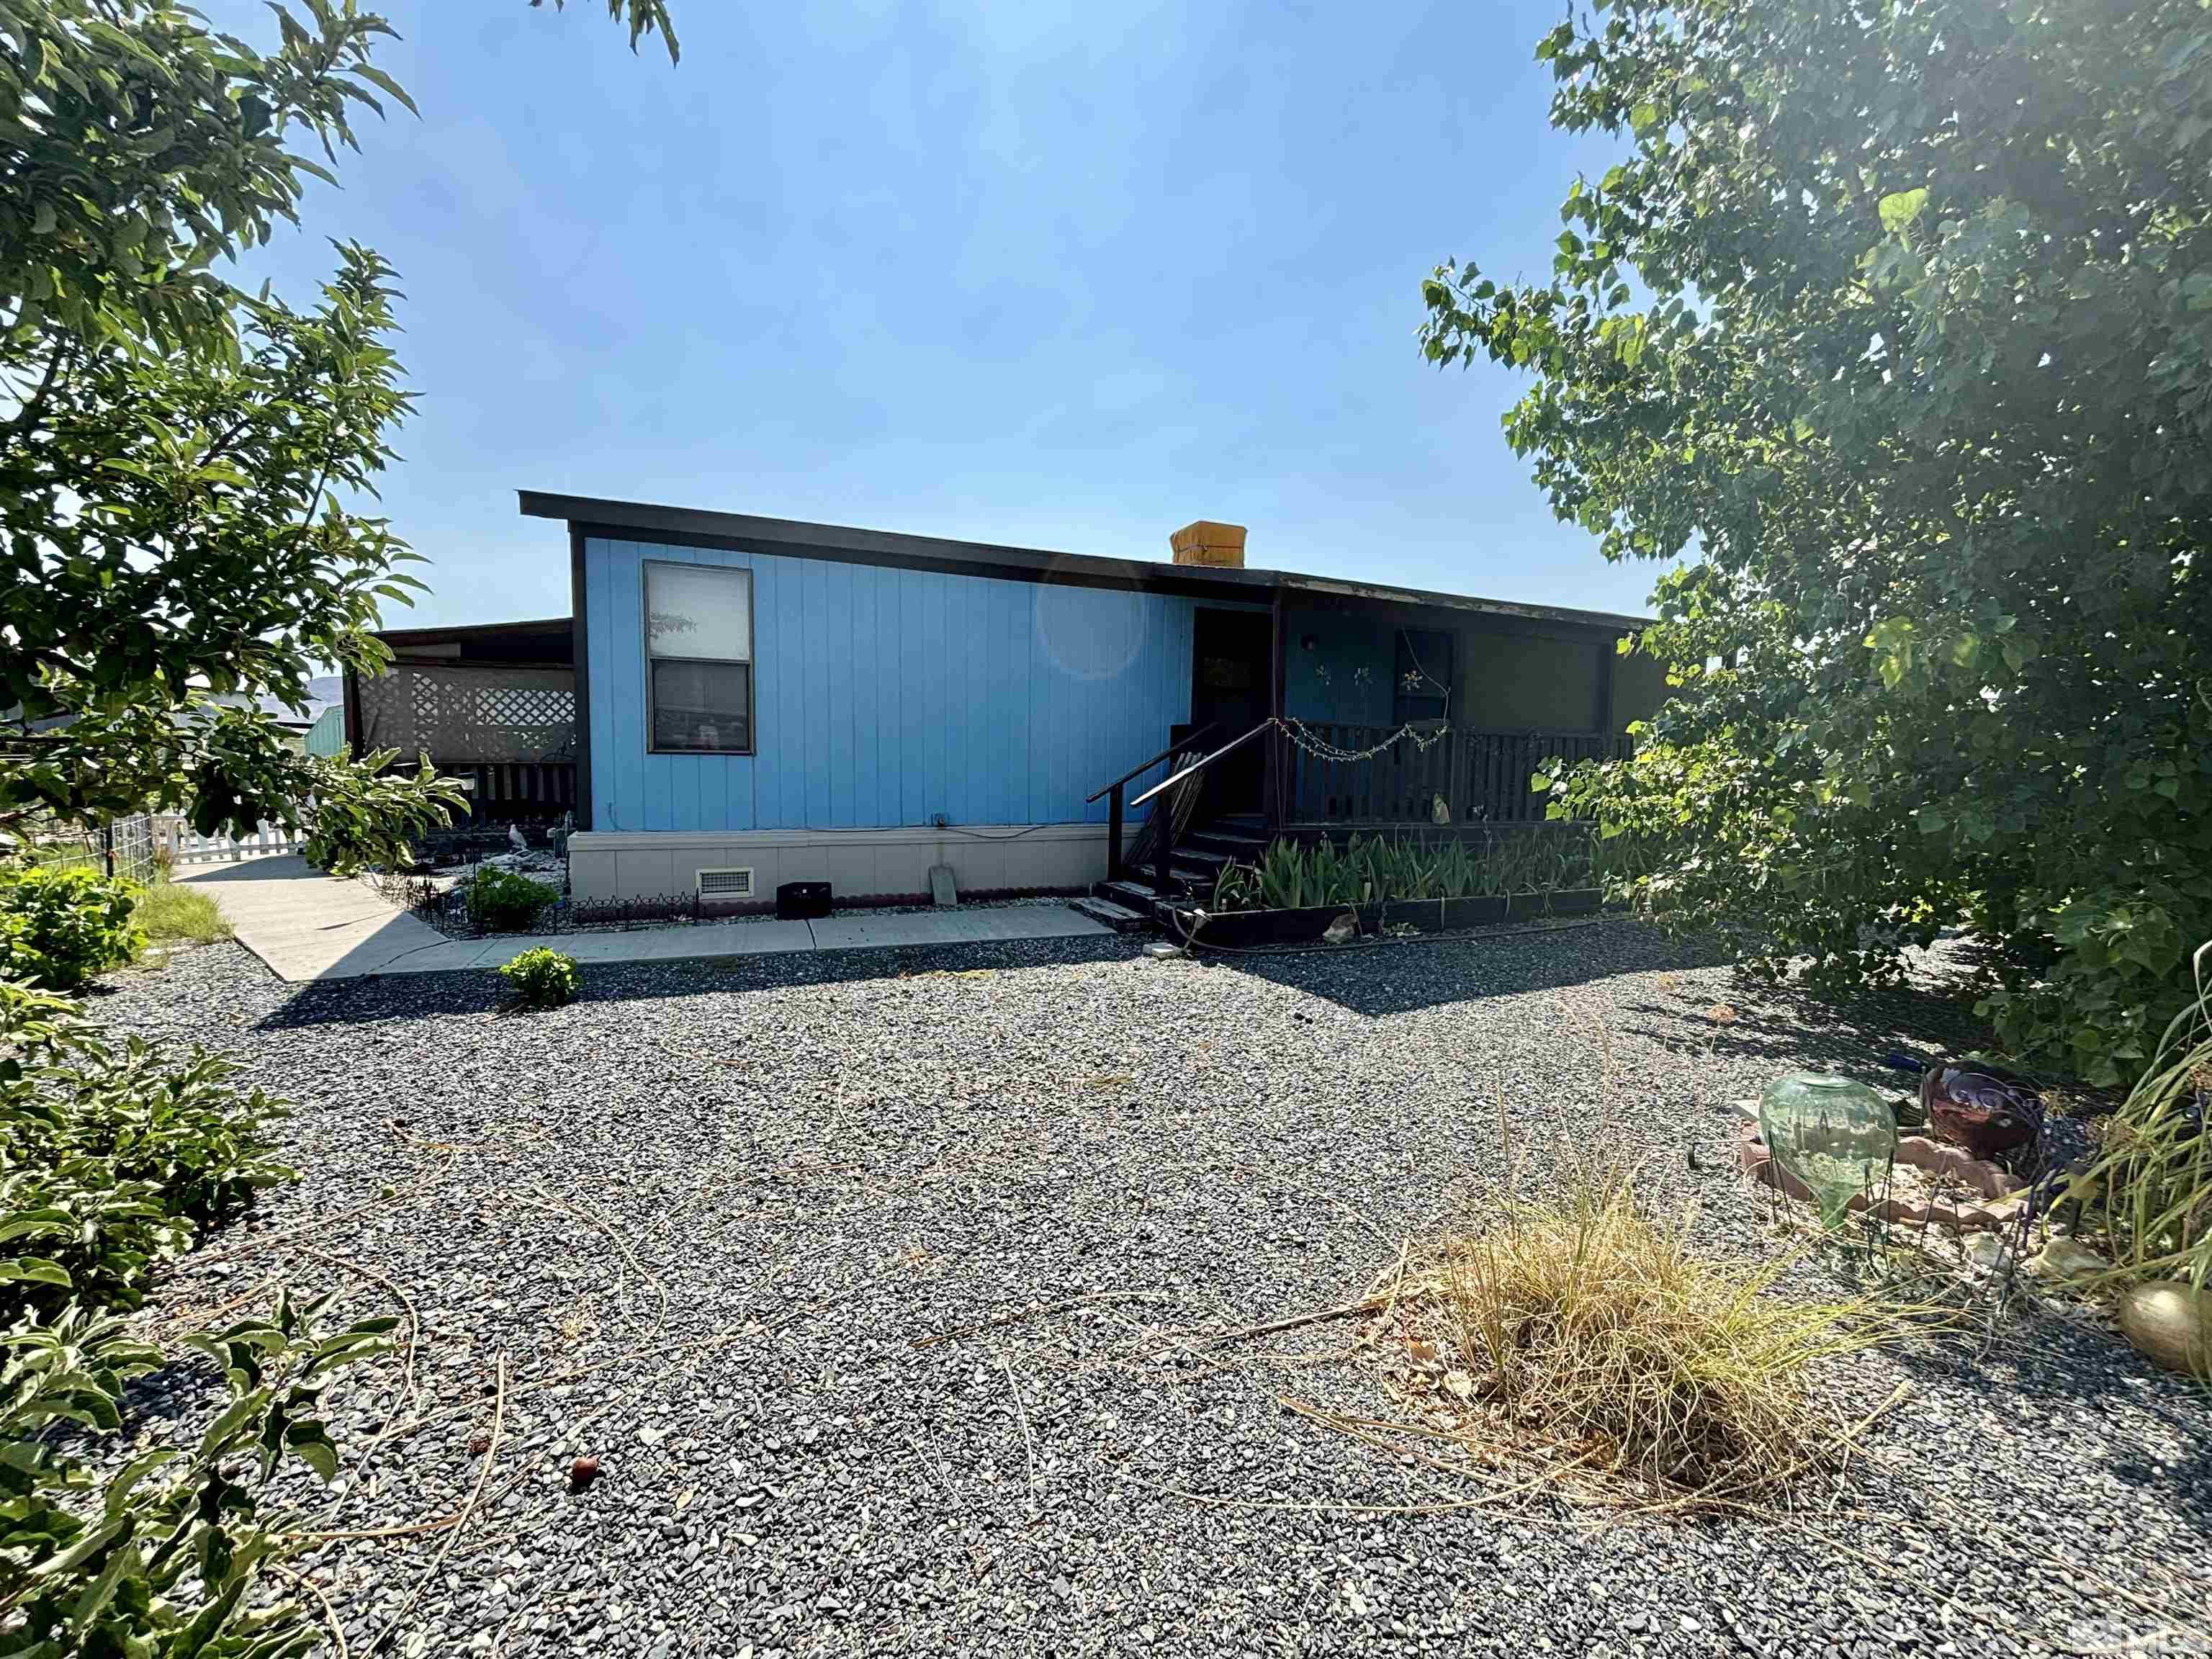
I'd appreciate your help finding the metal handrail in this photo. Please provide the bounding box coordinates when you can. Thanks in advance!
[1129,719,1276,811]
[1084,722,1219,804]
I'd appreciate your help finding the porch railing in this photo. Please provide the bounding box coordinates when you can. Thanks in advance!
[1087,724,1217,885]
[1283,724,1631,826]
[443,760,578,825]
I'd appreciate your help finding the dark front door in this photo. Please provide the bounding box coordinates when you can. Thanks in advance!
[1188,608,1272,817]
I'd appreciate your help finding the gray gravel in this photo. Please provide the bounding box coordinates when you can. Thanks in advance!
[91,925,2212,1658]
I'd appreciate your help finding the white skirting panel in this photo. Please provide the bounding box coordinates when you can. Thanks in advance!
[566,823,1112,907]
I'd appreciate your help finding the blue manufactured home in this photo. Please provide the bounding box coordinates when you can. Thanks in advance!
[482,493,1662,908]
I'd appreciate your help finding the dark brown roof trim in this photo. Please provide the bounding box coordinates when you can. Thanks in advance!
[375,616,572,647]
[516,491,1648,634]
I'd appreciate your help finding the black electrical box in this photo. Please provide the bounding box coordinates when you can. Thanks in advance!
[775,880,832,920]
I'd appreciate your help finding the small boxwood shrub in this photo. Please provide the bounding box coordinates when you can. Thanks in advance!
[0,865,145,989]
[466,863,559,932]
[500,945,580,1007]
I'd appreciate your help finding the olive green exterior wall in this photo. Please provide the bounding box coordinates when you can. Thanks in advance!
[1611,646,1671,733]
[1462,631,1604,730]
[1280,603,1658,735]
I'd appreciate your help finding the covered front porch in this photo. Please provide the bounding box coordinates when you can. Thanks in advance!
[1197,576,1654,830]
[1097,577,1659,898]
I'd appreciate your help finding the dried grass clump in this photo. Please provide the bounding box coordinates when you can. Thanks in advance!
[1427,1172,1907,1503]
[2073,943,2212,1293]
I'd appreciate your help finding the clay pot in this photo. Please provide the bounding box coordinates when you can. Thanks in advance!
[2117,1282,2212,1378]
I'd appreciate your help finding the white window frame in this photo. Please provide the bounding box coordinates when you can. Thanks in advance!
[643,561,755,756]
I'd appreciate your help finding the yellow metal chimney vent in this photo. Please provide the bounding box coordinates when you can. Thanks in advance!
[1169,520,1247,568]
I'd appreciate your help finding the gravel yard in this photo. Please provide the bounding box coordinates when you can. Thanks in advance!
[97,924,2212,1659]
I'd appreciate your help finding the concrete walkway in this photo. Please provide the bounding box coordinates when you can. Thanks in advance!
[180,855,1112,984]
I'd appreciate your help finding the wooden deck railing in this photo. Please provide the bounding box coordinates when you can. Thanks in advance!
[440,760,579,824]
[1283,724,1630,826]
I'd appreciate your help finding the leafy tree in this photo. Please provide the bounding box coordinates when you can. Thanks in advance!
[0,0,674,868]
[1422,0,2212,1083]
[0,6,677,1650]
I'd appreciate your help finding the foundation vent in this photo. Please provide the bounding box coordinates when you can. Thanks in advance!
[696,866,755,899]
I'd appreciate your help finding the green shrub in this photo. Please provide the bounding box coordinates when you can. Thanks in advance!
[0,982,295,1318]
[0,865,145,989]
[0,1290,392,1653]
[466,863,559,932]
[500,946,580,1008]
[0,983,382,1653]
[2072,941,2212,1292]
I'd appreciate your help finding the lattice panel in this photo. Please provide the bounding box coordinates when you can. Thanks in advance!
[359,664,576,764]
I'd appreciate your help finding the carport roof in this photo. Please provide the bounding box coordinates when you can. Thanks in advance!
[518,490,1650,635]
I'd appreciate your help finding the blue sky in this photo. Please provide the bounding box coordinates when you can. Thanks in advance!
[208,1,1653,628]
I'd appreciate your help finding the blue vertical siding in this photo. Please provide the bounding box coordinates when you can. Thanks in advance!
[581,536,1219,832]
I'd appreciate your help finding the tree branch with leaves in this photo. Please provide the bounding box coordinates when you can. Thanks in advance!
[1426,0,2212,1082]
[0,0,673,869]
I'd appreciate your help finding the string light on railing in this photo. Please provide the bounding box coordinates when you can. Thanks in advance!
[1277,716,1452,763]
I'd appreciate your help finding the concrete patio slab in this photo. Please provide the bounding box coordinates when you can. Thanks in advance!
[182,857,1115,984]
[179,857,453,981]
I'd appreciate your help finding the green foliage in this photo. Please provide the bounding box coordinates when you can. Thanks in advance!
[500,946,581,1008]
[0,983,294,1318]
[1210,831,1606,912]
[0,1,500,863]
[132,881,233,950]
[1421,0,2212,1084]
[0,1289,392,1655]
[535,0,680,58]
[0,980,387,1654]
[184,718,467,878]
[0,6,667,1652]
[0,866,145,990]
[467,866,560,933]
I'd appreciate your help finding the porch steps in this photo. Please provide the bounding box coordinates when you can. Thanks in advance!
[1068,895,1151,934]
[1098,850,1232,906]
[1090,811,1277,935]
[1180,832,1262,864]
[1183,819,1269,863]
[1165,845,1231,878]
[1095,878,1181,919]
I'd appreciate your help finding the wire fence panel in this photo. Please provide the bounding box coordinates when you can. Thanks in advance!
[11,813,307,879]
[106,813,156,883]
[14,814,159,884]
